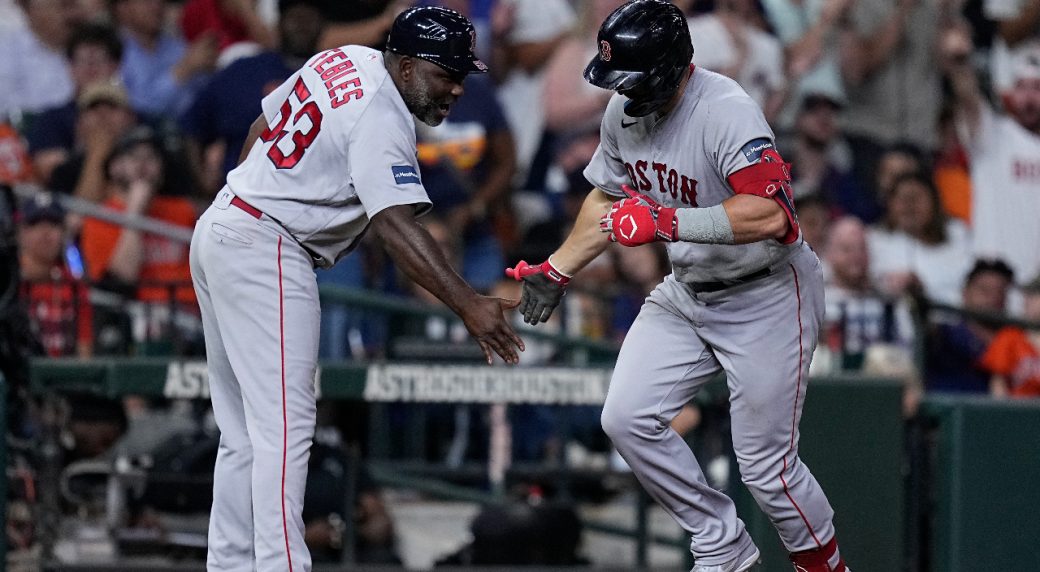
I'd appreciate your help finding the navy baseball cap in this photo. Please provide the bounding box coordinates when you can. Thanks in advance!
[386,6,487,75]
[21,192,65,225]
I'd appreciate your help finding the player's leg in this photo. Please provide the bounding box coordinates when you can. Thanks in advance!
[601,275,758,566]
[196,209,318,572]
[192,211,255,572]
[700,246,848,571]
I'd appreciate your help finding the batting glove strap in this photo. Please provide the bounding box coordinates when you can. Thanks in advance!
[505,259,571,286]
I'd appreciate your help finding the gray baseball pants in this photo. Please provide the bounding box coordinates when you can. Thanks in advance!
[601,243,837,565]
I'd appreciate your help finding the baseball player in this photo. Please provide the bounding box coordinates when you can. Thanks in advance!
[189,8,524,571]
[507,2,849,571]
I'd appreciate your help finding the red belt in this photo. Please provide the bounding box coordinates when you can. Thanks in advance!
[231,195,263,219]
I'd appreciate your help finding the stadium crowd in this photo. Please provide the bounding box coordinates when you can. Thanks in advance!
[3,0,1040,565]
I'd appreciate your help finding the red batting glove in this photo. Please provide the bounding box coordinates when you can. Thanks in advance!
[599,185,677,246]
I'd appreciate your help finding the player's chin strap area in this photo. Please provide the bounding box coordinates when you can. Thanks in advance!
[726,149,800,244]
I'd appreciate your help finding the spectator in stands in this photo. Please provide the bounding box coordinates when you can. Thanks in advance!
[687,0,787,122]
[942,25,1040,285]
[179,0,325,194]
[490,0,576,189]
[868,172,973,306]
[416,69,517,292]
[179,0,277,68]
[47,81,139,203]
[112,0,218,119]
[79,127,196,306]
[840,0,950,174]
[819,217,920,412]
[316,0,412,51]
[926,257,1015,393]
[778,88,878,221]
[872,140,927,216]
[0,0,81,124]
[933,102,973,224]
[985,0,1040,93]
[760,0,852,128]
[26,22,123,183]
[542,0,621,224]
[980,275,1040,397]
[795,194,833,251]
[17,192,92,357]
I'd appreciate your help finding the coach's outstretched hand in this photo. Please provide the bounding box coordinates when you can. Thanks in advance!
[505,259,571,325]
[461,296,525,364]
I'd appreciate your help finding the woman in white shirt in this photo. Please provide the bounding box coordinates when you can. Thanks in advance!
[867,171,974,305]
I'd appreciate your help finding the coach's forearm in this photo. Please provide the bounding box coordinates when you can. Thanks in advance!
[371,205,478,313]
[549,188,615,275]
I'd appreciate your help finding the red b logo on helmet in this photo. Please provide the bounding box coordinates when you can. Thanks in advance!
[600,40,612,62]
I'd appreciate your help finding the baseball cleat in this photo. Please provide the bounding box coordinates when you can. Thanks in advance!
[691,544,761,572]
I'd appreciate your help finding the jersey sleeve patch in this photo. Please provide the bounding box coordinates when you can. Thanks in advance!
[391,165,421,185]
[740,138,774,163]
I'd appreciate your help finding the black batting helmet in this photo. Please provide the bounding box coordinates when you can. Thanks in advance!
[386,6,488,75]
[584,0,693,117]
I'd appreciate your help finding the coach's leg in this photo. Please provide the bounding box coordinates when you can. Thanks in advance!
[196,211,318,572]
[601,277,757,565]
[702,247,847,570]
[240,234,318,572]
[192,212,255,572]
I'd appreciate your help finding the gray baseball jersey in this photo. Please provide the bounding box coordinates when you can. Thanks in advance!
[227,45,432,268]
[192,45,435,571]
[588,66,842,566]
[584,65,800,283]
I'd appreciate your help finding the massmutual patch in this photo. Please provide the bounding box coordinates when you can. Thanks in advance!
[391,165,421,185]
[740,138,774,163]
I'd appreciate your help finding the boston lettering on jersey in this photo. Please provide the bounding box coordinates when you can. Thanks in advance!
[624,160,698,206]
[309,48,364,108]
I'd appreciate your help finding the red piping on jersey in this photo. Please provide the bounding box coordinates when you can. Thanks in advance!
[277,236,294,572]
[779,264,823,549]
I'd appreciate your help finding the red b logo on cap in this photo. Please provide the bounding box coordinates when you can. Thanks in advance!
[600,40,612,62]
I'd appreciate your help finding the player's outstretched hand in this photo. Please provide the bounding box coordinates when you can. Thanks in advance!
[600,184,678,246]
[461,296,525,365]
[505,259,570,325]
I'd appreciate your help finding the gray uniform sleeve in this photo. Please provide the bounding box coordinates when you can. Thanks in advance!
[347,96,432,218]
[583,97,629,197]
[703,95,777,180]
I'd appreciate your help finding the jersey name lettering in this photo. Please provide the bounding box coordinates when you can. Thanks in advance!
[624,160,698,206]
[309,48,364,108]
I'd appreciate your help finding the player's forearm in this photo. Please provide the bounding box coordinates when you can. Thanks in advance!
[720,194,789,244]
[372,205,479,312]
[550,188,614,275]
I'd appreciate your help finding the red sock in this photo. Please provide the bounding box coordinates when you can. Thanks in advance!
[789,536,848,572]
